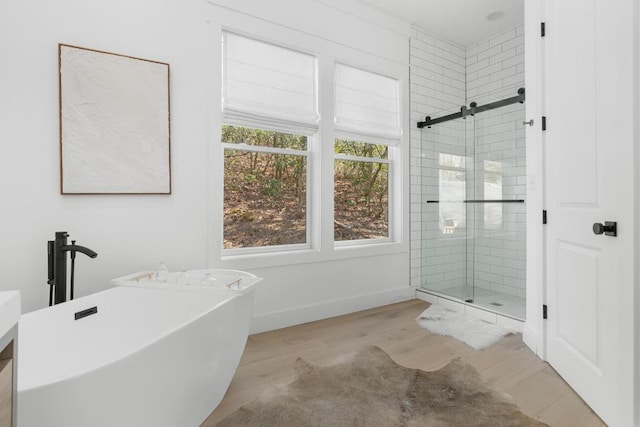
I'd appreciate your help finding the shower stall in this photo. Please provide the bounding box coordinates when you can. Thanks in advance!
[418,88,526,320]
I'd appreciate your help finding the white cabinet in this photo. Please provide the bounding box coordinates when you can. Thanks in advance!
[0,292,20,427]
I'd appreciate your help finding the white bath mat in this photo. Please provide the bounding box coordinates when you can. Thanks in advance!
[416,305,511,350]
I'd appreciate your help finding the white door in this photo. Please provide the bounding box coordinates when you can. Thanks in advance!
[543,0,636,425]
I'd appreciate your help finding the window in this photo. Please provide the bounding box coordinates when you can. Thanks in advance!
[220,33,405,255]
[334,64,400,243]
[222,126,309,249]
[483,160,503,229]
[334,140,389,240]
[222,32,317,251]
[438,153,466,235]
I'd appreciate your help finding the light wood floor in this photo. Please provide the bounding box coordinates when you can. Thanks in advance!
[202,299,605,426]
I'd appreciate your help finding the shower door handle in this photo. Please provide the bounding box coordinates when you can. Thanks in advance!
[523,119,534,126]
[592,221,617,236]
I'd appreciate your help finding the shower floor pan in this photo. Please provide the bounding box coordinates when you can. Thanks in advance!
[416,287,524,332]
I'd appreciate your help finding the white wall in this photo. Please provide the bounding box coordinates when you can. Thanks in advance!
[0,0,413,333]
[0,0,214,313]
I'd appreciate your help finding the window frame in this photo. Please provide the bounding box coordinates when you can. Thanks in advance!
[220,31,318,255]
[221,124,314,255]
[213,26,409,269]
[333,136,393,245]
[332,62,401,246]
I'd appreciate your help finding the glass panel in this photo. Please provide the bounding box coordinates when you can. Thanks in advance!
[420,109,471,302]
[222,125,307,150]
[334,139,388,159]
[223,149,307,249]
[334,158,388,241]
[483,160,503,229]
[469,102,526,319]
[438,154,466,234]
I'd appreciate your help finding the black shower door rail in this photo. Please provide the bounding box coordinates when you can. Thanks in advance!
[417,87,525,129]
[425,199,525,204]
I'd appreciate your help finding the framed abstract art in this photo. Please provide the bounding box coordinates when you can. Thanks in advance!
[59,44,171,194]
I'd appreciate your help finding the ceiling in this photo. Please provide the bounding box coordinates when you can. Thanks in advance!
[355,0,524,46]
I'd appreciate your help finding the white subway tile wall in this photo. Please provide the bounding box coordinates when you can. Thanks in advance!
[410,25,526,314]
[410,27,466,290]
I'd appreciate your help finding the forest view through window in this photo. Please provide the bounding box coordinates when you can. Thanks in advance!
[222,125,308,249]
[334,139,389,241]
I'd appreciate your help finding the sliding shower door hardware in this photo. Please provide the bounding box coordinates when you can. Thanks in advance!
[542,210,548,224]
[417,88,525,128]
[465,199,525,203]
[541,22,546,37]
[542,116,547,131]
[543,304,548,319]
[427,199,525,204]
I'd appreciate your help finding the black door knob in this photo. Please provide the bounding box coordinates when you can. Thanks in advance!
[593,221,617,236]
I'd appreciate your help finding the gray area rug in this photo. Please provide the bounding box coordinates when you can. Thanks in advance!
[218,345,549,426]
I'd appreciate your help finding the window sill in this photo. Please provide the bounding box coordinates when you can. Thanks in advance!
[218,240,408,270]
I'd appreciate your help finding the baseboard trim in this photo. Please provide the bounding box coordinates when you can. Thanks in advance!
[522,322,539,356]
[249,286,416,334]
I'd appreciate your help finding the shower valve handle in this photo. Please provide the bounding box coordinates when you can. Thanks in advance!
[593,221,617,236]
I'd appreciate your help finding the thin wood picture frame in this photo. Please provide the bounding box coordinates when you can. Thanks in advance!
[59,44,171,194]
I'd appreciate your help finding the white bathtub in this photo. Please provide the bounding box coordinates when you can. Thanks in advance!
[18,274,258,427]
[110,268,262,293]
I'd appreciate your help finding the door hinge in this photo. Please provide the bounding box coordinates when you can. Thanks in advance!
[541,22,546,37]
[542,116,547,131]
[542,210,547,224]
[543,304,548,319]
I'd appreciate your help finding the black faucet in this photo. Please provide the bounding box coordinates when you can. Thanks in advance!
[47,231,97,305]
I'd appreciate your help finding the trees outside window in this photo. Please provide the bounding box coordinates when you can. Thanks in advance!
[222,126,309,249]
[334,139,389,241]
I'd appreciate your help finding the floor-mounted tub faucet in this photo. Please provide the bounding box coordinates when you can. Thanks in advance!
[47,231,97,305]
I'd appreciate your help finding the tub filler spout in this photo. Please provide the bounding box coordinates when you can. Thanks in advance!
[61,243,98,259]
[48,231,98,306]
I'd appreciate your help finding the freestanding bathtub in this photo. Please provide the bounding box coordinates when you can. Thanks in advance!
[18,269,261,427]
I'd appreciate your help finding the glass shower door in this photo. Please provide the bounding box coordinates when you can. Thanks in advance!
[420,100,527,320]
[420,110,472,302]
[467,102,526,319]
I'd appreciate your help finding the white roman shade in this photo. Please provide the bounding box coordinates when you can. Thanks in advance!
[222,32,319,129]
[334,63,401,141]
